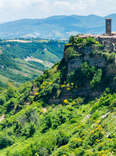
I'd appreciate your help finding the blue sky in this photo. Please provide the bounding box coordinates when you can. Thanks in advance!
[0,0,116,23]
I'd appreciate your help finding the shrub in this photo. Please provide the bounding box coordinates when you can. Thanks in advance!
[72,97,84,106]
[56,130,70,147]
[40,114,51,133]
[7,87,16,100]
[81,62,96,80]
[84,150,94,156]
[90,69,102,88]
[86,37,96,46]
[5,98,17,113]
[69,138,82,149]
[69,35,75,43]
[67,71,76,83]
[69,36,97,48]
[0,96,6,105]
[65,47,79,59]
[0,136,14,149]
[36,147,49,156]
[53,145,69,156]
[51,109,67,129]
[21,123,35,138]
[74,147,85,156]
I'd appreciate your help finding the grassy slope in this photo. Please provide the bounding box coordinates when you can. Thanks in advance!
[0,63,116,156]
[0,37,116,155]
[0,40,65,87]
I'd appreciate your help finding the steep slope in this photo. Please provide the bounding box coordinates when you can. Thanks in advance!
[0,36,116,155]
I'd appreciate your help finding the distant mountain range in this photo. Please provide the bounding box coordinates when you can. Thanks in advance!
[0,14,116,39]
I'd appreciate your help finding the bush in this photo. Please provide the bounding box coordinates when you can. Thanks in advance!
[51,109,67,129]
[36,147,49,156]
[52,145,69,156]
[5,98,16,113]
[56,130,70,147]
[7,87,16,100]
[65,47,79,59]
[21,123,35,138]
[69,36,97,48]
[69,138,82,149]
[40,114,51,133]
[74,147,85,156]
[0,96,6,105]
[0,136,14,149]
[81,62,96,80]
[90,69,102,88]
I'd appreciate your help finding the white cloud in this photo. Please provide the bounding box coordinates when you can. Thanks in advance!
[0,0,115,23]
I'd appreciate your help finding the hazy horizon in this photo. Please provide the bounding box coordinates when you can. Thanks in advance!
[0,13,116,24]
[0,0,116,23]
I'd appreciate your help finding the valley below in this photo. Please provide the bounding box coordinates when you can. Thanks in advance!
[0,39,65,87]
[0,35,116,155]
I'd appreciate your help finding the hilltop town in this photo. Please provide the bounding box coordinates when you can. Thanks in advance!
[0,17,116,156]
[77,19,116,52]
[64,18,116,73]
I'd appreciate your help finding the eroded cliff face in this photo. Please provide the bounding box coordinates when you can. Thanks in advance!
[64,35,116,73]
[48,36,116,104]
[58,36,116,99]
[67,56,106,73]
[79,34,116,52]
[97,36,116,52]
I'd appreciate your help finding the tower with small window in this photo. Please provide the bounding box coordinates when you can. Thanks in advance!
[106,18,112,35]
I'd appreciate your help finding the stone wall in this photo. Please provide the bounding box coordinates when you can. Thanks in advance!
[97,37,116,52]
[68,58,82,72]
[65,35,116,73]
[78,34,116,53]
[86,56,106,67]
[68,55,106,73]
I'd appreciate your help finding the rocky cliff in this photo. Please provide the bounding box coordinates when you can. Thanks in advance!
[59,35,116,99]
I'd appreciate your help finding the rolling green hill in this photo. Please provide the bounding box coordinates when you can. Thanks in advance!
[0,39,65,87]
[0,36,116,155]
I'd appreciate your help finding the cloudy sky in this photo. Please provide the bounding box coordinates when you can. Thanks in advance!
[0,0,116,23]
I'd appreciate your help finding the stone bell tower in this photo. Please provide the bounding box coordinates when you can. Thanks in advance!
[106,18,112,35]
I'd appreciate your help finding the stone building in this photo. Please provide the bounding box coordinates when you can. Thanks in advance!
[77,19,116,53]
[64,18,116,73]
[106,18,112,35]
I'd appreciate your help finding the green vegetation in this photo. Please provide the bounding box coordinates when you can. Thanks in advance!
[0,61,115,155]
[64,46,80,59]
[0,39,65,87]
[0,36,116,155]
[69,36,100,47]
